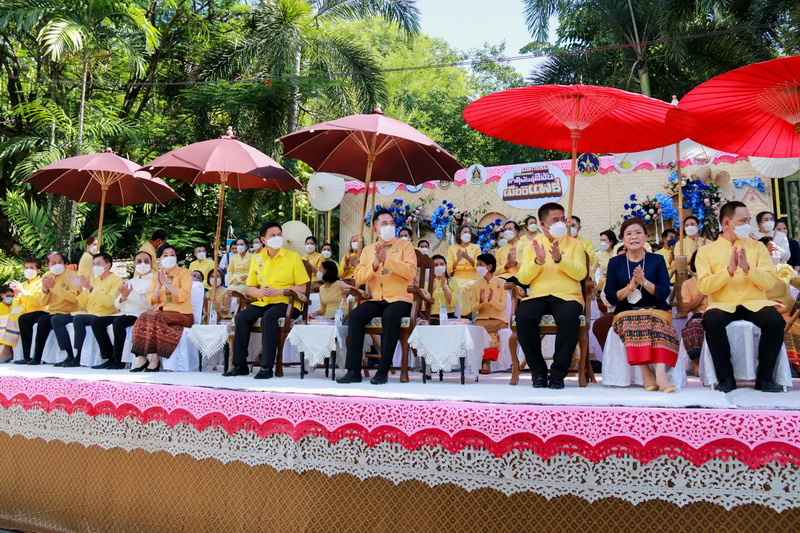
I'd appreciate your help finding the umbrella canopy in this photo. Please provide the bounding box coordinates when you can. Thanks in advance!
[25,149,181,245]
[615,139,716,167]
[749,156,800,178]
[307,172,347,211]
[463,85,694,219]
[679,55,800,158]
[282,220,313,256]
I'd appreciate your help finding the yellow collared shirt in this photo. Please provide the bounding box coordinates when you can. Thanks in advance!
[655,248,676,283]
[696,236,776,313]
[302,251,324,270]
[39,272,80,314]
[446,243,481,281]
[188,258,216,289]
[355,238,417,303]
[679,235,708,256]
[246,248,310,309]
[432,277,459,313]
[517,233,587,305]
[339,252,358,279]
[76,273,123,316]
[139,241,157,263]
[576,236,595,265]
[78,252,95,282]
[496,241,523,278]
[473,275,508,322]
[16,277,45,314]
[148,266,193,314]
[227,252,252,284]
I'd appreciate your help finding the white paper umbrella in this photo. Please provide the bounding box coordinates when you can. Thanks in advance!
[282,220,313,256]
[749,156,800,178]
[614,139,717,166]
[307,172,347,211]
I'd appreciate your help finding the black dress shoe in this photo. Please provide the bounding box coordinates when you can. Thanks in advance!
[26,359,41,366]
[755,379,783,393]
[548,376,565,389]
[715,377,737,393]
[106,361,126,370]
[222,365,249,377]
[532,375,548,389]
[144,363,160,373]
[130,361,149,372]
[54,357,71,367]
[14,359,29,365]
[336,370,362,384]
[370,371,389,385]
[92,360,113,370]
[62,357,81,368]
[254,367,273,379]
[1,355,12,364]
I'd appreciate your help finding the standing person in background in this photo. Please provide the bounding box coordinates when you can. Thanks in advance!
[418,240,431,256]
[447,224,481,317]
[339,235,362,279]
[398,227,413,246]
[302,236,324,273]
[752,211,790,264]
[219,241,235,280]
[188,245,215,289]
[139,230,169,264]
[570,216,595,266]
[226,238,251,291]
[431,255,459,321]
[496,221,523,287]
[0,258,45,363]
[776,219,800,271]
[472,254,508,375]
[681,216,707,255]
[78,237,99,281]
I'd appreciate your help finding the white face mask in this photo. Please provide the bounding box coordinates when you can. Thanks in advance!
[210,277,221,287]
[772,254,781,265]
[420,247,430,255]
[547,221,568,239]
[135,263,151,275]
[196,252,206,260]
[527,223,539,233]
[88,245,98,254]
[684,225,699,236]
[321,250,332,259]
[92,264,106,277]
[351,241,359,251]
[252,242,262,250]
[267,236,283,250]
[570,227,579,237]
[476,266,488,278]
[733,223,751,240]
[3,296,13,306]
[401,236,410,241]
[23,268,37,280]
[236,245,247,254]
[762,220,775,232]
[305,244,316,253]
[497,238,508,248]
[160,256,177,270]
[434,265,446,276]
[315,270,323,281]
[599,241,611,251]
[503,230,515,240]
[379,225,396,242]
[49,263,65,276]
[460,233,471,243]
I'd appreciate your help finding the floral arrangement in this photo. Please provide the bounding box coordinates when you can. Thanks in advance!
[363,199,425,236]
[477,219,504,252]
[622,194,663,224]
[653,193,677,222]
[430,204,452,239]
[665,172,726,230]
[733,177,766,193]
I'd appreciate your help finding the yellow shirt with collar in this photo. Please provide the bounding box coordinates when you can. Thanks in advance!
[655,248,676,283]
[78,251,95,281]
[473,275,508,322]
[339,251,358,279]
[355,238,417,303]
[147,266,193,314]
[517,233,587,305]
[432,277,459,313]
[75,273,123,316]
[39,272,80,314]
[188,258,216,289]
[16,277,45,314]
[446,243,481,282]
[696,236,776,313]
[227,252,252,284]
[573,235,595,266]
[302,251,324,271]
[592,249,614,278]
[679,235,707,256]
[496,241,523,278]
[139,241,157,263]
[680,276,708,314]
[246,248,310,309]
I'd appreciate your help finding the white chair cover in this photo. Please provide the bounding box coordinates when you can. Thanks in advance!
[601,329,687,389]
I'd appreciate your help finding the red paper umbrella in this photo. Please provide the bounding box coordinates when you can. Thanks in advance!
[679,55,800,158]
[463,85,694,218]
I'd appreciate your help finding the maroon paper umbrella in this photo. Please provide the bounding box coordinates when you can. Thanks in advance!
[142,128,302,278]
[278,105,462,237]
[25,148,181,245]
[463,85,694,219]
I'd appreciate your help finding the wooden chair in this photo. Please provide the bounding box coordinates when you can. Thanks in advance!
[507,252,596,387]
[226,260,314,376]
[346,249,434,383]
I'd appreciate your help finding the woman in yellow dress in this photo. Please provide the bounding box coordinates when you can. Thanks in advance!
[592,230,618,309]
[204,268,232,321]
[431,255,459,321]
[226,238,251,292]
[339,235,362,280]
[310,261,350,320]
[447,224,481,317]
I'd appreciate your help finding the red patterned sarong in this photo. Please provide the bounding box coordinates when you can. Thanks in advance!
[612,309,678,367]
[131,311,193,359]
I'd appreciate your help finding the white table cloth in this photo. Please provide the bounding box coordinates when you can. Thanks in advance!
[189,324,230,366]
[699,320,792,389]
[601,329,688,389]
[408,325,491,374]
[286,323,348,369]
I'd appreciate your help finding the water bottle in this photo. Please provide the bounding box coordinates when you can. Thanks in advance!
[439,305,448,326]
[209,307,218,326]
[335,306,343,327]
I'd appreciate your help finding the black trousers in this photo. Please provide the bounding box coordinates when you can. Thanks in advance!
[71,314,99,357]
[345,300,412,373]
[232,303,299,368]
[91,315,139,363]
[702,306,785,382]
[18,311,50,361]
[515,296,583,379]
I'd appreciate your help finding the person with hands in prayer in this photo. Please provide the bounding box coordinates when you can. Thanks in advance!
[473,253,508,374]
[447,224,481,316]
[431,255,459,321]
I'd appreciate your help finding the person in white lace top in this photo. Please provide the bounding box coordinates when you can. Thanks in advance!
[89,251,155,369]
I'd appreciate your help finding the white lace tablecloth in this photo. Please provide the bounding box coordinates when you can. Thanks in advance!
[286,324,348,368]
[188,324,230,365]
[408,325,491,373]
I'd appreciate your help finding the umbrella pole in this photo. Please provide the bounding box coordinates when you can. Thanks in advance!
[566,131,579,222]
[97,186,107,248]
[211,178,227,321]
[358,153,377,243]
[674,143,688,318]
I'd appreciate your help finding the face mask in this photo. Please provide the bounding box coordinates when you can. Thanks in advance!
[434,265,446,276]
[252,242,262,250]
[379,225,396,242]
[762,220,775,232]
[196,252,206,260]
[548,221,568,239]
[420,247,430,255]
[321,250,332,259]
[733,223,751,240]
[772,254,781,265]
[401,236,410,241]
[23,268,37,280]
[570,227,578,237]
[3,297,13,305]
[236,245,247,254]
[316,270,324,280]
[527,223,539,233]
[49,264,65,276]
[135,263,151,275]
[210,277,221,287]
[460,233,471,243]
[89,245,98,254]
[503,230,515,240]
[667,238,678,248]
[599,241,611,251]
[92,265,105,277]
[684,225,698,236]
[498,238,508,248]
[351,241,359,251]
[305,244,316,253]
[267,236,283,249]
[476,266,488,278]
[161,256,177,269]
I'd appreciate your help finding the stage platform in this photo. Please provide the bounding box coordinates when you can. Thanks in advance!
[1,365,799,531]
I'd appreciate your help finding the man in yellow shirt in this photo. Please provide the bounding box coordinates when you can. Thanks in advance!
[516,203,587,389]
[224,221,310,379]
[139,229,169,263]
[697,201,785,393]
[302,236,324,273]
[337,209,417,385]
[655,229,677,283]
[54,253,123,367]
[570,216,595,266]
[188,245,215,289]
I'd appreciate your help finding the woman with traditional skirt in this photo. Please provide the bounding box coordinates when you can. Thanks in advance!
[680,251,708,375]
[604,218,678,393]
[130,244,194,372]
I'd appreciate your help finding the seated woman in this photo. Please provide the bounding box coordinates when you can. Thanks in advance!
[339,235,362,280]
[447,224,481,317]
[310,261,350,320]
[226,238,251,293]
[680,252,708,375]
[129,244,194,372]
[320,242,334,263]
[418,239,431,256]
[204,269,232,322]
[604,218,678,392]
[431,255,459,322]
[472,254,508,374]
[593,230,619,312]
